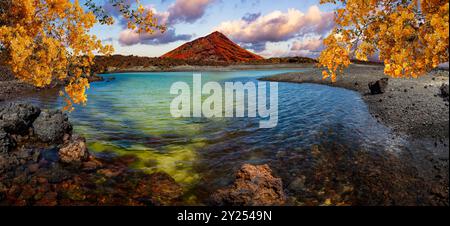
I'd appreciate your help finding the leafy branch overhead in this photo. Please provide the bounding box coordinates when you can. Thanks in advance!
[84,0,166,33]
[319,0,449,82]
[0,0,165,111]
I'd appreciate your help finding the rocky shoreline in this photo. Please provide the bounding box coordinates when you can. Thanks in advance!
[260,64,449,205]
[0,102,287,206]
[0,103,184,206]
[261,65,449,141]
[0,64,114,103]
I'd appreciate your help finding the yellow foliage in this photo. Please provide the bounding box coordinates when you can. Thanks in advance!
[0,0,164,111]
[319,0,449,81]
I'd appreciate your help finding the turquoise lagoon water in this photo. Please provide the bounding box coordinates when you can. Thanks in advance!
[22,69,406,203]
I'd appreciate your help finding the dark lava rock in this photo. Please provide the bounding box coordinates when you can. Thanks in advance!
[32,110,72,143]
[0,129,15,153]
[87,74,104,83]
[440,83,449,101]
[368,78,389,95]
[211,164,286,206]
[58,135,88,163]
[0,103,41,134]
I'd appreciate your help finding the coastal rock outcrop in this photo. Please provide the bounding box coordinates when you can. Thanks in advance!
[58,135,89,163]
[368,78,389,95]
[0,102,41,134]
[0,102,186,206]
[33,109,72,143]
[211,164,286,206]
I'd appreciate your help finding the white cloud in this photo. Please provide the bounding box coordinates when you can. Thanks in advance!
[215,5,334,53]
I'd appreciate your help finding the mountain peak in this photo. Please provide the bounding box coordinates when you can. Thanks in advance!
[209,31,226,37]
[161,32,264,62]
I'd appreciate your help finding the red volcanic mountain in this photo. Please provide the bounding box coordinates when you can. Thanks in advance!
[161,31,264,62]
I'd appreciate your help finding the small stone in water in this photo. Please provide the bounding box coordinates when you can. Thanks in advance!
[28,164,39,173]
[276,151,287,158]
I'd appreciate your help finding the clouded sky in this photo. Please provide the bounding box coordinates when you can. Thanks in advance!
[93,0,338,58]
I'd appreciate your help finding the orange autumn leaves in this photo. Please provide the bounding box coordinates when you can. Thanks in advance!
[0,0,163,111]
[319,0,449,82]
[125,3,166,34]
[0,0,111,111]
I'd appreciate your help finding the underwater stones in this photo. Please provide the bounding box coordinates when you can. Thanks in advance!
[34,192,58,206]
[147,172,183,206]
[368,78,389,95]
[0,102,41,135]
[0,148,39,174]
[33,109,73,143]
[440,83,449,101]
[211,164,286,206]
[288,175,307,191]
[58,135,88,163]
[81,156,103,171]
[0,129,15,153]
[0,155,6,174]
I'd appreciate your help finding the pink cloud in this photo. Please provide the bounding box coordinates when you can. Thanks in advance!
[118,0,215,46]
[119,29,191,46]
[118,7,192,46]
[291,38,324,51]
[215,6,334,52]
[168,0,215,24]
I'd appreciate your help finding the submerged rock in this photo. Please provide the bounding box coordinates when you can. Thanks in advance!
[211,164,286,206]
[147,172,183,206]
[33,109,72,143]
[0,102,41,134]
[368,78,389,95]
[0,148,39,174]
[58,135,88,163]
